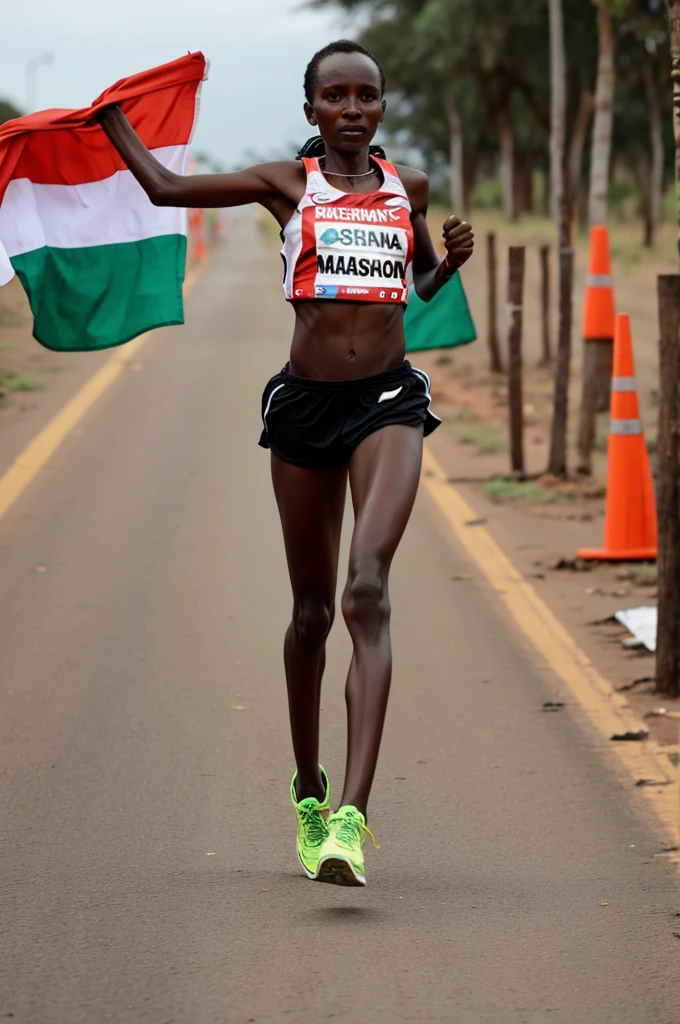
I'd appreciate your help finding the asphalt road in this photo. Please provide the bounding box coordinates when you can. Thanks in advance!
[1,215,678,1024]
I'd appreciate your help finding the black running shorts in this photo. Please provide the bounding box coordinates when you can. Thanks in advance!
[258,360,441,469]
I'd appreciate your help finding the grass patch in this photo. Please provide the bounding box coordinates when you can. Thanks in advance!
[628,562,657,584]
[453,407,479,424]
[0,340,18,351]
[0,372,43,392]
[0,311,23,328]
[485,475,581,503]
[594,414,610,453]
[455,422,506,454]
[435,352,454,366]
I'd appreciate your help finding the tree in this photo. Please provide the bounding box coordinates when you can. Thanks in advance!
[577,0,616,475]
[665,0,680,261]
[588,0,616,224]
[306,0,557,217]
[0,99,23,126]
[548,0,575,477]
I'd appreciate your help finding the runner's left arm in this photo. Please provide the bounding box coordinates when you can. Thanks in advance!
[399,167,474,302]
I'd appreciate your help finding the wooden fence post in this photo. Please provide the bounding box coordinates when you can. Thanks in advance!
[487,232,503,374]
[656,275,680,698]
[577,340,614,475]
[547,245,575,477]
[539,244,552,365]
[507,246,526,477]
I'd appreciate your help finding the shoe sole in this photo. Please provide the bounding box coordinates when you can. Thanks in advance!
[315,854,366,887]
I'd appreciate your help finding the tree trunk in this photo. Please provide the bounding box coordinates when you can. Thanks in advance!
[507,247,526,477]
[496,104,516,221]
[539,244,552,366]
[656,275,680,698]
[444,93,466,218]
[463,139,481,211]
[634,154,654,248]
[665,0,680,264]
[549,0,566,226]
[486,232,503,374]
[576,78,603,475]
[549,212,574,477]
[569,87,596,227]
[588,0,615,226]
[514,151,534,216]
[643,63,664,249]
[548,0,574,477]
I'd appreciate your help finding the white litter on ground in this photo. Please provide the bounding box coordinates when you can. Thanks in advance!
[614,606,657,652]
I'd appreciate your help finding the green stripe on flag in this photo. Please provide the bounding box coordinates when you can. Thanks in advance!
[404,271,476,353]
[11,234,187,352]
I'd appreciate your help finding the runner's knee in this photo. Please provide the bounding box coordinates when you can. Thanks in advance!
[342,566,390,636]
[292,597,334,650]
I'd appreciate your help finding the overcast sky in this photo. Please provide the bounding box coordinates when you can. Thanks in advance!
[1,0,361,168]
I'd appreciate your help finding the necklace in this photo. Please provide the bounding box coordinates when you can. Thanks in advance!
[320,162,377,179]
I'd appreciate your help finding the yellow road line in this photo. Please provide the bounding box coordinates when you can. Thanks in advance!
[421,444,679,852]
[0,266,200,523]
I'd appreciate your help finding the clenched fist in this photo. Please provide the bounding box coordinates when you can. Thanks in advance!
[442,215,474,271]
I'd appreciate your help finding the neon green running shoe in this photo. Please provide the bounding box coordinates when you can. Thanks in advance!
[290,767,331,879]
[316,805,379,887]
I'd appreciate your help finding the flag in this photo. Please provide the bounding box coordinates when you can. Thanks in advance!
[404,268,476,352]
[0,52,207,352]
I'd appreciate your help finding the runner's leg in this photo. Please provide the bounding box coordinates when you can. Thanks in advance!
[271,455,348,802]
[339,424,423,817]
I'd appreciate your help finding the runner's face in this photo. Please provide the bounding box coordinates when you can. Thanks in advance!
[305,53,384,152]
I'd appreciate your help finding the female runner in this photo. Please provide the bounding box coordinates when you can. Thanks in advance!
[99,39,474,887]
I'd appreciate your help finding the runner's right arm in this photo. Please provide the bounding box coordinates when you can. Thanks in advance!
[98,106,299,219]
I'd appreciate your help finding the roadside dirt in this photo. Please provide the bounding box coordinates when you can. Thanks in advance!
[418,207,679,750]
[0,277,62,420]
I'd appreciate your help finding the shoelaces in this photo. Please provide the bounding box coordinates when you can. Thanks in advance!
[299,804,327,846]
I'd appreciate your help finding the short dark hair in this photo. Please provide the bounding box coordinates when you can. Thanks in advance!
[303,39,386,105]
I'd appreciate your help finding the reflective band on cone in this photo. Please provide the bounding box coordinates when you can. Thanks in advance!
[587,274,613,288]
[611,376,637,392]
[610,419,642,436]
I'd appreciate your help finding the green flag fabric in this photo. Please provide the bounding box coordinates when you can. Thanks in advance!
[404,270,476,353]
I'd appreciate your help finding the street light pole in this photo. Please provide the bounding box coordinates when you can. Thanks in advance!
[26,52,54,112]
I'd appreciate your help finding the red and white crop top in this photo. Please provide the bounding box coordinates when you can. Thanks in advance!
[281,156,414,304]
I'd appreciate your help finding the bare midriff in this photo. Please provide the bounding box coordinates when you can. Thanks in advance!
[288,300,406,380]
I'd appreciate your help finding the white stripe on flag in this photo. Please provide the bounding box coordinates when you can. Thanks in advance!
[0,145,188,258]
[0,240,14,286]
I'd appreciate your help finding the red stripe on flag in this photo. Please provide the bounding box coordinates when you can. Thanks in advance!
[0,53,206,196]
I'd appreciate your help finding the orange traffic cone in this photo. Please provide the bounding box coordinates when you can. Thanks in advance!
[577,314,657,561]
[189,209,206,263]
[582,226,616,342]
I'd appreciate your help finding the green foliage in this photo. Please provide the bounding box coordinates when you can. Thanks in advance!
[0,372,43,392]
[454,421,507,453]
[305,0,670,218]
[0,99,23,126]
[628,561,658,583]
[485,476,580,502]
[0,311,23,328]
[470,176,503,210]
